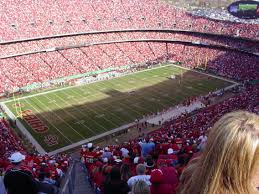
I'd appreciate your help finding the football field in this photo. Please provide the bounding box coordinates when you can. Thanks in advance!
[3,64,233,153]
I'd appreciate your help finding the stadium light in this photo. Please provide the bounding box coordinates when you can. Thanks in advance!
[45,47,56,52]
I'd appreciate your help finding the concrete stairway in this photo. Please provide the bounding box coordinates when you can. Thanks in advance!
[73,161,95,194]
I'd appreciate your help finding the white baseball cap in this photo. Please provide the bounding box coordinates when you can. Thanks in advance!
[167,148,174,155]
[133,157,139,164]
[114,159,122,163]
[9,152,25,163]
[87,143,93,148]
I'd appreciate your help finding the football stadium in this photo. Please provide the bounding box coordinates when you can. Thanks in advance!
[0,0,258,194]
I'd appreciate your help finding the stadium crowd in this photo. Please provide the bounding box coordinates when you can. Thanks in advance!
[0,118,70,194]
[79,84,258,194]
[0,0,258,41]
[0,44,257,94]
[1,31,258,57]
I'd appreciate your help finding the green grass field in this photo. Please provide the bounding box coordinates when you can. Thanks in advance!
[4,65,232,152]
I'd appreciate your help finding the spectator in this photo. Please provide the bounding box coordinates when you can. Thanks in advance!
[95,165,112,193]
[120,148,130,158]
[103,167,130,194]
[158,159,179,190]
[83,143,99,169]
[177,111,259,194]
[38,171,56,186]
[37,171,58,194]
[3,152,38,194]
[144,155,155,174]
[139,139,155,158]
[150,169,174,194]
[128,164,151,188]
[197,132,207,151]
[120,163,132,182]
[102,147,112,160]
[130,180,150,194]
[167,148,178,166]
[92,161,103,188]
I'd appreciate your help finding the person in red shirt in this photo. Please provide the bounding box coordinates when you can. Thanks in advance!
[92,161,104,189]
[183,142,193,154]
[4,152,38,194]
[158,148,178,167]
[83,143,100,169]
[158,159,179,192]
[150,169,174,194]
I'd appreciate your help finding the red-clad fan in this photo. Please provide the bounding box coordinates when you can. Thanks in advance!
[157,159,179,191]
[82,143,100,169]
[4,152,38,194]
[5,152,33,174]
[150,169,174,194]
[183,142,194,154]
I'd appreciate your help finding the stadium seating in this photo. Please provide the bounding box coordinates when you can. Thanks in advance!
[0,0,258,42]
[0,119,25,161]
[0,117,70,178]
[0,43,257,93]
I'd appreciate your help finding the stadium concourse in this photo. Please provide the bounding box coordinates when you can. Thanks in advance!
[0,0,258,193]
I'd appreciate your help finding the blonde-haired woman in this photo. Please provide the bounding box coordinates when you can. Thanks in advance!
[177,111,259,194]
[130,180,150,194]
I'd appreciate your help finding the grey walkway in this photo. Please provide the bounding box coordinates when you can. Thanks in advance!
[73,161,95,194]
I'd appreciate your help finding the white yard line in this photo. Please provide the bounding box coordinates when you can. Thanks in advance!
[32,96,85,139]
[125,72,179,104]
[68,88,123,127]
[70,87,127,126]
[117,67,208,110]
[140,66,223,94]
[50,92,99,134]
[47,121,139,156]
[52,90,110,132]
[115,71,183,109]
[97,73,173,113]
[95,81,153,117]
[23,98,73,144]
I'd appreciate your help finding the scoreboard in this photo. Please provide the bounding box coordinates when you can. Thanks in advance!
[228,0,259,19]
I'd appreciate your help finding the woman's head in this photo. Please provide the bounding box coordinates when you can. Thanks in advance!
[178,111,259,194]
[131,180,150,194]
[120,163,131,181]
[109,167,121,182]
[102,165,112,176]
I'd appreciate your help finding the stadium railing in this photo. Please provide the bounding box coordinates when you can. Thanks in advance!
[60,160,76,194]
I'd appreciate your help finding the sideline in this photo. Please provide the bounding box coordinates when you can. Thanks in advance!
[171,63,238,84]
